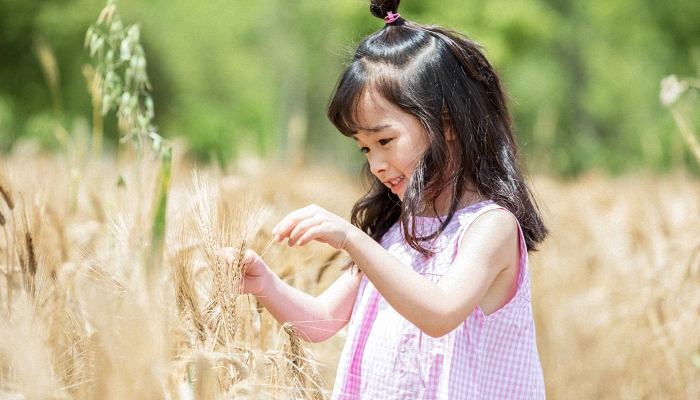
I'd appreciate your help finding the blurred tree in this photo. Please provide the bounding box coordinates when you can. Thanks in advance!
[0,0,699,175]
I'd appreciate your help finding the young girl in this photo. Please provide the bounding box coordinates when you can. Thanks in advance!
[226,0,548,398]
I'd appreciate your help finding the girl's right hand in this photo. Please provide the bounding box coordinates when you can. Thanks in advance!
[272,204,359,250]
[221,248,269,296]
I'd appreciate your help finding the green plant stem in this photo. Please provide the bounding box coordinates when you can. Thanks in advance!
[671,108,700,167]
[146,145,172,282]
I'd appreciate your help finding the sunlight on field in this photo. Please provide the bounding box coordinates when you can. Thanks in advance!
[532,172,700,398]
[0,141,698,398]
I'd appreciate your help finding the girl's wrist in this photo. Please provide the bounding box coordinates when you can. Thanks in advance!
[342,226,370,255]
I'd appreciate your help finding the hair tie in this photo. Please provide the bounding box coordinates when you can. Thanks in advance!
[384,11,401,24]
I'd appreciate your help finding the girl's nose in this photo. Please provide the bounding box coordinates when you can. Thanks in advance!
[368,154,387,177]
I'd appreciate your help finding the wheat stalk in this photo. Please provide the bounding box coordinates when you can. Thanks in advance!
[283,322,326,399]
[170,235,207,344]
[189,171,237,347]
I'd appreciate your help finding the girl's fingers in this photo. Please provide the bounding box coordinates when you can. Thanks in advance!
[271,204,350,248]
[220,248,260,269]
[287,216,322,246]
[296,226,325,247]
[241,249,268,280]
[272,209,307,240]
[240,250,257,277]
[273,205,323,242]
[242,249,258,266]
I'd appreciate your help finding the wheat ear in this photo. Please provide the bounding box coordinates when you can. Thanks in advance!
[171,237,207,343]
[0,180,13,211]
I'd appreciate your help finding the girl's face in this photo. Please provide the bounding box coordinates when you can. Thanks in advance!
[353,92,430,201]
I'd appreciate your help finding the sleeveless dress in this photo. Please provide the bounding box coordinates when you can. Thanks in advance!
[332,200,545,399]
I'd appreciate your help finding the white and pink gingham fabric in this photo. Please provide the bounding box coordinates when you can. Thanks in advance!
[332,200,545,399]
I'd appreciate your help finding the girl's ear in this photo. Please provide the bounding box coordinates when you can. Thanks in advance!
[442,107,455,141]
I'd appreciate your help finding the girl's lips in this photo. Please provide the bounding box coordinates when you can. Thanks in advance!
[383,175,405,193]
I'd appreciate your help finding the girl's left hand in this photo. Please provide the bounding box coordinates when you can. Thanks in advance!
[272,205,357,250]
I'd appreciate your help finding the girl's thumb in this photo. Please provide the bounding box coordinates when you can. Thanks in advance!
[219,247,259,266]
[242,249,259,266]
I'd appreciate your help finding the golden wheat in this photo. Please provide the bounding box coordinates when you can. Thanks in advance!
[531,171,700,398]
[0,164,14,211]
[0,141,698,398]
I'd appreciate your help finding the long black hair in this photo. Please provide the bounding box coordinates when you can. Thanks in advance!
[328,0,548,254]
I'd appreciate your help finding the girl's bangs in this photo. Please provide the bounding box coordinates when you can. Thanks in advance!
[329,61,403,137]
[334,88,367,137]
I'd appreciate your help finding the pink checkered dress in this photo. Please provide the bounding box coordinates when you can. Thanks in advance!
[332,200,545,399]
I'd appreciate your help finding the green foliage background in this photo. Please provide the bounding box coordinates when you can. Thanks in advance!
[1,0,699,176]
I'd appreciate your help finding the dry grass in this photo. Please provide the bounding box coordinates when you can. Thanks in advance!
[0,140,698,398]
[532,171,700,399]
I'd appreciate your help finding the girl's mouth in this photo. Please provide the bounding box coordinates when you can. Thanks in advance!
[384,175,405,192]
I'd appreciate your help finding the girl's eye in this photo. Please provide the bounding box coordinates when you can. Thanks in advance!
[359,147,370,154]
[378,138,392,146]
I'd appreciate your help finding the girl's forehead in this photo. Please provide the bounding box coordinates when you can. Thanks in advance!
[355,91,398,122]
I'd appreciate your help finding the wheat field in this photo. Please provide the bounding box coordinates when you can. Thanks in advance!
[0,140,698,399]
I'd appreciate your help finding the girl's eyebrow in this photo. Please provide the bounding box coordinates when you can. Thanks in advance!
[352,124,392,135]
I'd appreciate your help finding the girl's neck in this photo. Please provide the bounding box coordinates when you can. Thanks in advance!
[417,187,485,218]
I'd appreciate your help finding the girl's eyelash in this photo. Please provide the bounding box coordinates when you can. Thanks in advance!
[358,138,391,154]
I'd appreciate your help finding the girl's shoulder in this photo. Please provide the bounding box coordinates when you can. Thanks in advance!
[454,200,519,241]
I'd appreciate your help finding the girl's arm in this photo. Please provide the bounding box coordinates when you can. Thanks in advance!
[273,204,519,338]
[224,249,362,342]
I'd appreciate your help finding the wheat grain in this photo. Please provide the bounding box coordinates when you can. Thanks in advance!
[0,181,13,211]
[24,232,36,280]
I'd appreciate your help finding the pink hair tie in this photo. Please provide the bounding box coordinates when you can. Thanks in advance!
[384,11,401,24]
